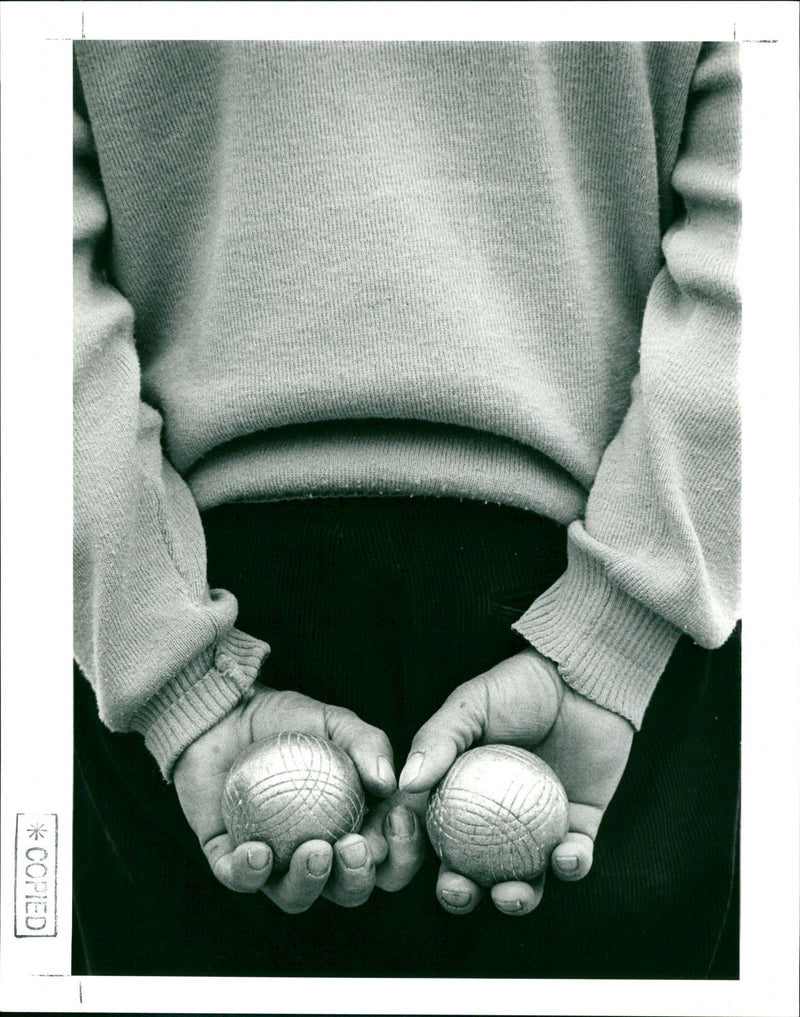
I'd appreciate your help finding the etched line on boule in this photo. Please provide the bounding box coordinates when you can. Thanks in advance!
[425,744,569,885]
[246,778,363,842]
[287,734,330,821]
[431,787,548,843]
[244,770,359,819]
[221,732,366,871]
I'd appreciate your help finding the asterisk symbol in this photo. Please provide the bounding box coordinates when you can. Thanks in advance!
[27,823,46,841]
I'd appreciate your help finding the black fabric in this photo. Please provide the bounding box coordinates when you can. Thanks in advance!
[73,497,740,978]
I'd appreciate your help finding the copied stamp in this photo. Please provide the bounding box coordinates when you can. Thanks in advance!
[14,813,58,937]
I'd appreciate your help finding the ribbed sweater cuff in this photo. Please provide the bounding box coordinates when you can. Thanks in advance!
[130,628,270,781]
[512,546,682,729]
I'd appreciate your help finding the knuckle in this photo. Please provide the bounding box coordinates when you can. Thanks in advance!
[328,705,388,745]
[214,871,240,893]
[439,680,487,730]
[203,834,227,862]
[514,647,559,688]
[210,858,233,887]
[365,725,391,750]
[219,869,259,894]
[334,705,360,724]
[379,855,421,892]
[329,871,375,907]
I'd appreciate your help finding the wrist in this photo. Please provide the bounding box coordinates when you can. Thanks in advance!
[131,628,269,781]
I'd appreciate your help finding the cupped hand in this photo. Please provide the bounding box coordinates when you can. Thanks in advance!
[173,686,426,913]
[397,648,634,916]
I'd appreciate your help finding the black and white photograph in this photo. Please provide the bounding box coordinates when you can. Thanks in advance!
[1,2,798,1015]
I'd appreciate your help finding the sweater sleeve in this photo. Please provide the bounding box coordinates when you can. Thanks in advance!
[73,88,270,780]
[513,42,741,729]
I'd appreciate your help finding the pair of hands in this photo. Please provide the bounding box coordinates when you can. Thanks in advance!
[173,648,634,916]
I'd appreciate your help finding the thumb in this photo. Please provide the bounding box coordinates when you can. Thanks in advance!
[398,677,488,792]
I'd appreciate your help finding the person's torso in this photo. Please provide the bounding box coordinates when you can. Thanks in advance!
[75,40,700,517]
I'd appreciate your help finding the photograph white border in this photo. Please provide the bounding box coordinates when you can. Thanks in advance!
[1,2,798,1014]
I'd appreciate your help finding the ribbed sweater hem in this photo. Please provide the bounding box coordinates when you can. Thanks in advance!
[513,542,682,729]
[130,627,269,780]
[185,421,589,525]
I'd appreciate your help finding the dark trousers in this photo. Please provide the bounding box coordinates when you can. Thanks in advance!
[73,498,740,978]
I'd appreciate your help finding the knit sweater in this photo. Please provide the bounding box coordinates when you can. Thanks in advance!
[73,41,741,779]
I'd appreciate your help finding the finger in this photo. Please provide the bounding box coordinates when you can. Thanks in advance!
[436,864,485,915]
[360,791,428,877]
[399,679,487,792]
[566,801,605,841]
[261,840,333,914]
[321,834,376,908]
[551,830,596,881]
[550,802,603,881]
[324,707,397,797]
[202,832,274,892]
[490,875,545,916]
[359,800,392,867]
[375,804,426,892]
[221,840,275,892]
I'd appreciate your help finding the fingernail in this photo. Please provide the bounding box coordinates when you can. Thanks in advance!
[388,806,416,839]
[399,751,424,789]
[555,854,579,873]
[497,899,524,913]
[340,841,368,869]
[377,755,397,790]
[247,844,269,870]
[440,889,470,908]
[307,852,331,877]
